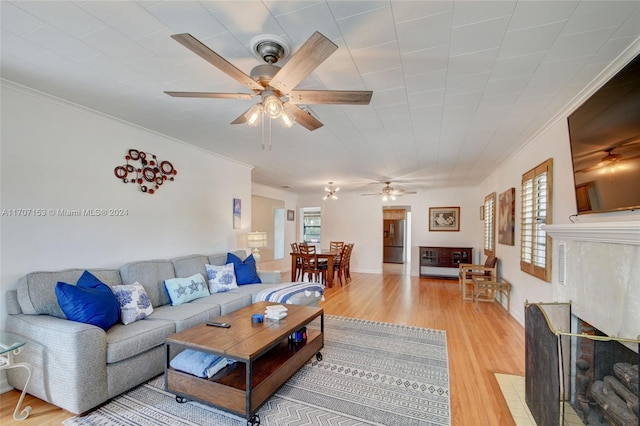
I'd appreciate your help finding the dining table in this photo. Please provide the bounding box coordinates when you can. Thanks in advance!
[290,249,340,288]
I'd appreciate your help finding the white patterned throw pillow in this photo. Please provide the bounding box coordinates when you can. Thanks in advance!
[112,282,154,325]
[205,263,238,293]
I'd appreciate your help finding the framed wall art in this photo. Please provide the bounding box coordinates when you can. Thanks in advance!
[429,206,460,232]
[287,209,295,221]
[233,198,241,229]
[498,188,515,245]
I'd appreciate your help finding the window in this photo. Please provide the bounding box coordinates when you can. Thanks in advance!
[302,209,321,244]
[520,158,553,281]
[484,192,496,256]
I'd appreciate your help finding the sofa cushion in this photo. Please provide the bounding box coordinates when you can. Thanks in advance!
[55,271,120,331]
[112,282,154,325]
[147,303,221,332]
[191,292,252,315]
[205,263,238,293]
[119,260,175,308]
[17,268,121,317]
[106,319,175,364]
[227,253,261,285]
[164,273,209,306]
[172,254,209,280]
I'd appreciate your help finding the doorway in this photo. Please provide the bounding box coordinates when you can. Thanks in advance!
[382,207,411,266]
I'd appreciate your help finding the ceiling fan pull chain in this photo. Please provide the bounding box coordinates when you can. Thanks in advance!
[261,112,265,150]
[268,118,273,150]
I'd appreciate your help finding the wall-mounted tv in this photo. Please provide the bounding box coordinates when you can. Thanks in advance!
[567,53,640,214]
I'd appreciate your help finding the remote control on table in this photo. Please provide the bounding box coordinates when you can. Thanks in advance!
[206,322,230,328]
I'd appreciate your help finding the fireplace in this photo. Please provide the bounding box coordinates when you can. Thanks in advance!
[525,303,639,426]
[525,221,640,426]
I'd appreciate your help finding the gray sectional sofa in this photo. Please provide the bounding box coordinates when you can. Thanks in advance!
[4,250,321,414]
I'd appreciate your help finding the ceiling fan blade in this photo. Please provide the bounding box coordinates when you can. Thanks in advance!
[283,103,323,131]
[164,91,254,100]
[170,33,263,92]
[289,90,372,105]
[269,32,338,95]
[230,112,248,125]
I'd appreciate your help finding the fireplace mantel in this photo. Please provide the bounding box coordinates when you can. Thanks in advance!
[543,221,640,245]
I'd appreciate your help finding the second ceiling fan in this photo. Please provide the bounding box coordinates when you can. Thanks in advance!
[361,182,417,201]
[165,31,372,131]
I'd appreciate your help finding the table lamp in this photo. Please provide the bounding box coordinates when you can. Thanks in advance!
[247,231,267,266]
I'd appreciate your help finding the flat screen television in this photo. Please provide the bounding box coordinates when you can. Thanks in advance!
[567,53,640,214]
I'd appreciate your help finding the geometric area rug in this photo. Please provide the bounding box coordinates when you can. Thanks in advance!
[64,315,450,426]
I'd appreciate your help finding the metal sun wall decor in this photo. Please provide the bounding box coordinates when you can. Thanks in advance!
[114,149,177,194]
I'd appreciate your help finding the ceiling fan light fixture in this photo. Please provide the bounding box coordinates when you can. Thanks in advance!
[263,93,283,119]
[245,104,262,126]
[280,110,293,128]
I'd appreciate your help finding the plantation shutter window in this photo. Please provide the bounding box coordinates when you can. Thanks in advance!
[520,158,553,281]
[484,192,496,257]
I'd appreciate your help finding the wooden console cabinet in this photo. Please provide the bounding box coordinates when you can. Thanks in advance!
[419,246,473,278]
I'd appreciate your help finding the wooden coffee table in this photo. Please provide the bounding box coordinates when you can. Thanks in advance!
[164,301,324,425]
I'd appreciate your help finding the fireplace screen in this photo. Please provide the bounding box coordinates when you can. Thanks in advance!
[525,303,639,426]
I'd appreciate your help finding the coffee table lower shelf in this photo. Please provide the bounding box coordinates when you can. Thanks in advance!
[166,329,323,422]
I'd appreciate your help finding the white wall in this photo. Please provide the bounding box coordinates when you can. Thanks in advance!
[477,118,640,325]
[251,183,298,272]
[0,83,253,330]
[297,187,482,276]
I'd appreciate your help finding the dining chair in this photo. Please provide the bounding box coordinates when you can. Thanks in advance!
[299,244,327,284]
[346,243,355,281]
[335,243,353,286]
[290,242,303,281]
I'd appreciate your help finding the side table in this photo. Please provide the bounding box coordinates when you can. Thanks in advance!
[472,276,512,312]
[0,332,32,420]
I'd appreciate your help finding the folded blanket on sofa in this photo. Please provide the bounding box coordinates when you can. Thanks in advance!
[255,282,325,304]
[170,349,231,378]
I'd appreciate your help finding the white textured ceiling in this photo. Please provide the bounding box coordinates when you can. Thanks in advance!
[2,0,640,194]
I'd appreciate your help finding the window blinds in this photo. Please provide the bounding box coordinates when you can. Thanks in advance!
[520,159,553,281]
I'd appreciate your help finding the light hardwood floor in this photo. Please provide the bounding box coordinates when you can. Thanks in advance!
[0,268,525,425]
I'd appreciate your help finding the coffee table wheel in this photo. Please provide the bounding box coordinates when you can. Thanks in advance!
[316,352,323,361]
[176,396,189,403]
[247,414,260,425]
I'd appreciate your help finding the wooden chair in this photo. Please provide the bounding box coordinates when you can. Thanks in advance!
[329,241,344,269]
[299,244,327,284]
[336,243,353,286]
[345,243,354,281]
[459,256,498,301]
[291,242,303,281]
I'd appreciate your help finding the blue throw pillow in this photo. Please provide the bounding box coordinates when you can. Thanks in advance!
[226,253,261,285]
[55,270,120,331]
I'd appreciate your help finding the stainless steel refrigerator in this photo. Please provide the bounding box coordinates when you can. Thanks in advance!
[383,219,405,263]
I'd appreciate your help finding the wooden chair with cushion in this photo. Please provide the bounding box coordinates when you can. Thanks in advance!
[299,244,327,284]
[459,255,498,301]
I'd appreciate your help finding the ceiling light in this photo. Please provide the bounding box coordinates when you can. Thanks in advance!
[280,110,293,128]
[323,182,339,200]
[244,104,262,126]
[262,91,283,119]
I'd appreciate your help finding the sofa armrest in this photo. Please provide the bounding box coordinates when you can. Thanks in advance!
[258,270,281,284]
[5,313,108,414]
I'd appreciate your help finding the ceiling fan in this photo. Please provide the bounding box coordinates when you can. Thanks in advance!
[361,182,417,201]
[164,32,372,131]
[575,144,640,173]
